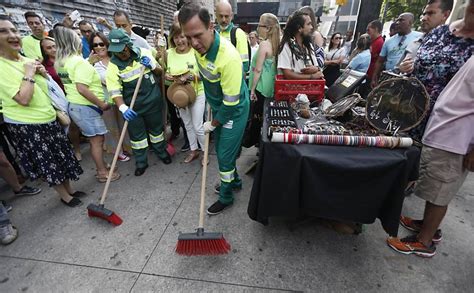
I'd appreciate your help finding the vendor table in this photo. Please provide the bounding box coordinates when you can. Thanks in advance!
[247,100,421,236]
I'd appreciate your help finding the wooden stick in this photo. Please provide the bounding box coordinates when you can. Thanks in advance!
[99,66,146,205]
[198,106,212,228]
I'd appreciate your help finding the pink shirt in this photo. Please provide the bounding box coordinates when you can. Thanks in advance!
[422,56,474,155]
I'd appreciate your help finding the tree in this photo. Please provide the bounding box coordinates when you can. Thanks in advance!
[380,0,426,28]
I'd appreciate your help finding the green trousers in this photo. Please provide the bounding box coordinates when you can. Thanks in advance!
[214,104,249,204]
[128,101,167,168]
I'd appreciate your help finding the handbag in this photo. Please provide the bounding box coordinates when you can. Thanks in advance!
[241,99,262,148]
[46,76,71,127]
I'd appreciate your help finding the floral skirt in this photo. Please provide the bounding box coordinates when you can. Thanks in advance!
[6,121,83,186]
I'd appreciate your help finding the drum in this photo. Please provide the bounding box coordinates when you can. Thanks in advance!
[366,77,429,134]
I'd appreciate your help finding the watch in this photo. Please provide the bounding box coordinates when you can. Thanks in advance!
[22,76,35,83]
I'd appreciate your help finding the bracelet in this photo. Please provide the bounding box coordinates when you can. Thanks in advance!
[22,76,35,83]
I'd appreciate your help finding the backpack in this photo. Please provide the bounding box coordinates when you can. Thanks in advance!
[230,27,251,71]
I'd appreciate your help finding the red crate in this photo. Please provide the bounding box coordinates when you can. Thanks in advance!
[274,75,325,102]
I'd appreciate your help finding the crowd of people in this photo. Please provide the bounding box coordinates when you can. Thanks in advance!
[0,0,472,260]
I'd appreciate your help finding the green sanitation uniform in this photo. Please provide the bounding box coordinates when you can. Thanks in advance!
[196,32,250,204]
[106,48,168,168]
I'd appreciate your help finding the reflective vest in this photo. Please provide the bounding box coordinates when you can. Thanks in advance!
[218,23,249,73]
[106,48,161,114]
[195,32,249,125]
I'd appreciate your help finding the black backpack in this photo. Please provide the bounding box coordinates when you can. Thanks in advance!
[230,27,251,71]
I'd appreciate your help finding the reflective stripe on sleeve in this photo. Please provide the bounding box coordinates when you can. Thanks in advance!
[119,67,143,80]
[240,54,249,60]
[223,94,240,106]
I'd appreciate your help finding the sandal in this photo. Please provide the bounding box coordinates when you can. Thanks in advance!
[96,172,121,183]
[184,151,200,163]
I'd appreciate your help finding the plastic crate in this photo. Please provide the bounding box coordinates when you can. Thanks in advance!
[274,75,325,102]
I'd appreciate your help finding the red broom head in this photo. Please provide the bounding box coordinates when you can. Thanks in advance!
[167,143,176,157]
[87,206,123,226]
[176,237,231,256]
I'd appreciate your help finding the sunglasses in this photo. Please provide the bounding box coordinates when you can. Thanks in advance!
[334,37,342,40]
[93,42,106,48]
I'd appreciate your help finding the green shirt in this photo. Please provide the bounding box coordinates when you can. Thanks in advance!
[249,47,276,98]
[196,32,249,124]
[166,48,204,96]
[57,55,105,106]
[22,35,43,61]
[0,56,56,123]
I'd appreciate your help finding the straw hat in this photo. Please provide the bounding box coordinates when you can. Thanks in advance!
[167,82,196,108]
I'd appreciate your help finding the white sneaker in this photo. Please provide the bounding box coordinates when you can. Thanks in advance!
[0,224,18,245]
[118,153,131,162]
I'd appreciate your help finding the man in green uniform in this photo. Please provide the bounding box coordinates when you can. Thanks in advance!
[22,11,45,60]
[179,3,250,215]
[106,29,171,176]
[215,1,250,73]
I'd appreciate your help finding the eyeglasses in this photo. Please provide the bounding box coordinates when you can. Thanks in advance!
[334,37,342,40]
[93,42,106,48]
[258,24,268,28]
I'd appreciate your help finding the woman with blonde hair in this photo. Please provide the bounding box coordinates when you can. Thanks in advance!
[0,16,84,207]
[54,26,120,183]
[248,13,280,146]
[163,23,205,164]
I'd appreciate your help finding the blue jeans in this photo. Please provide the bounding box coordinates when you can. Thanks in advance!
[0,202,10,226]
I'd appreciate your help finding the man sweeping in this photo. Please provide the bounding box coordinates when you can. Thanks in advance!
[179,3,249,215]
[106,29,171,176]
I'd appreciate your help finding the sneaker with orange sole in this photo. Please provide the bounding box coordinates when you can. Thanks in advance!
[387,235,436,258]
[399,216,442,243]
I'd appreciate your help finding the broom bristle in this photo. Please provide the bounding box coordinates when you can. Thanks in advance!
[87,208,123,226]
[176,238,231,256]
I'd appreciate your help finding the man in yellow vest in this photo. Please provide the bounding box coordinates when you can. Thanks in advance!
[215,0,249,73]
[106,29,171,176]
[22,11,45,60]
[179,3,250,215]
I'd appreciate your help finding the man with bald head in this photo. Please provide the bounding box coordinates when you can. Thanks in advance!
[371,12,423,87]
[215,0,250,73]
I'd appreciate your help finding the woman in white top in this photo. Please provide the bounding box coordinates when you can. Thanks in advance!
[323,32,346,87]
[89,32,131,162]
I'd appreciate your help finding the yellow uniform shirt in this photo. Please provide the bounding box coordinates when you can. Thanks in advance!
[0,56,56,123]
[166,48,204,96]
[22,35,43,61]
[196,32,248,125]
[57,55,105,106]
[218,24,249,72]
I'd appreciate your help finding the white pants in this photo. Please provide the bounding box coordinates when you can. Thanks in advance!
[179,94,205,151]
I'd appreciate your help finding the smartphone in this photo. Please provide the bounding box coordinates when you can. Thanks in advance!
[69,10,81,22]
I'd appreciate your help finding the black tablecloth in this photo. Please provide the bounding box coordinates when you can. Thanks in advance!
[247,101,420,236]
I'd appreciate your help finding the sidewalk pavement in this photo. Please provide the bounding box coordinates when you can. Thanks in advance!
[0,137,473,292]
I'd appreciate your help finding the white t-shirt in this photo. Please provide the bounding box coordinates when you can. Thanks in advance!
[277,42,319,74]
[131,32,151,50]
[325,47,346,61]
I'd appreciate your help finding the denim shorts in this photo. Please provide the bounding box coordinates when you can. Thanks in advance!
[68,103,108,137]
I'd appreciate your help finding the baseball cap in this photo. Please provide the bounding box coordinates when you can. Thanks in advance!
[108,29,131,53]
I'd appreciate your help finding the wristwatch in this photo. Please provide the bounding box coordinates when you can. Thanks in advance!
[22,76,35,83]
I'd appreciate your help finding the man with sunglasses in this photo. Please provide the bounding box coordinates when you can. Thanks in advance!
[371,13,422,88]
[106,29,171,176]
[78,20,95,59]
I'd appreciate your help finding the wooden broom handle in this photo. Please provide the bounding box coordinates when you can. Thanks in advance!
[99,66,146,205]
[198,106,212,228]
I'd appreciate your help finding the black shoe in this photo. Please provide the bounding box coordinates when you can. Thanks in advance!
[160,152,172,165]
[61,197,82,207]
[214,183,242,194]
[181,143,190,152]
[70,191,86,198]
[207,200,233,216]
[14,186,41,196]
[135,165,148,176]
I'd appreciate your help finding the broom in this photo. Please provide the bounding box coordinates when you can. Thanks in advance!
[176,107,231,256]
[87,66,146,226]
